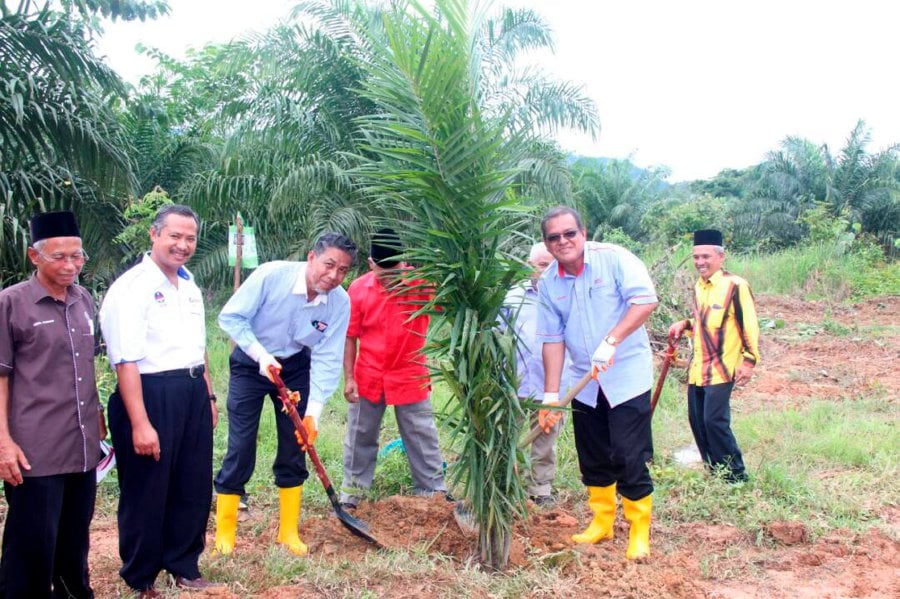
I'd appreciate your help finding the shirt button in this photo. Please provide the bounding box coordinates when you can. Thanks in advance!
[78,377,83,381]
[71,328,76,332]
[76,352,80,357]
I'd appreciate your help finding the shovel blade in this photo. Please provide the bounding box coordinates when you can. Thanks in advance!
[334,505,382,547]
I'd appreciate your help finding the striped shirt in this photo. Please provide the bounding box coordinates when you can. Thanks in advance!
[684,270,761,386]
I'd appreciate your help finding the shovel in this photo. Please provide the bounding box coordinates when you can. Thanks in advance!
[651,332,680,414]
[269,367,381,547]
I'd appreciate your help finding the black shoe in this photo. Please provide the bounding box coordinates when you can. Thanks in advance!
[530,494,557,507]
[173,576,225,589]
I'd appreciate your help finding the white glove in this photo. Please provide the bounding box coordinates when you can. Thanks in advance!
[258,352,282,382]
[304,400,324,427]
[591,339,616,376]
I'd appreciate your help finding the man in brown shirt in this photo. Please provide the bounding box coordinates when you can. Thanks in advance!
[0,211,104,598]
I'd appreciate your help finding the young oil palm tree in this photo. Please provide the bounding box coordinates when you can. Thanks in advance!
[348,0,597,569]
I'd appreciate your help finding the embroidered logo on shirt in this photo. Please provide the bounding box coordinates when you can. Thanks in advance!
[32,319,55,327]
[311,320,328,332]
[154,291,165,304]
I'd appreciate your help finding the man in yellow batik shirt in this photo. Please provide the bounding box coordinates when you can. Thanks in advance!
[669,229,760,483]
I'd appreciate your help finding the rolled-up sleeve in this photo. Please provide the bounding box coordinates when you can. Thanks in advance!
[100,283,148,365]
[617,249,658,305]
[536,279,565,343]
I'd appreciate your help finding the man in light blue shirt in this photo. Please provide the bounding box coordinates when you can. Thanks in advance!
[214,232,357,558]
[504,241,570,506]
[536,206,658,560]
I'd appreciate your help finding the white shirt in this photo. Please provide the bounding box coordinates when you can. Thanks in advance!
[100,253,206,373]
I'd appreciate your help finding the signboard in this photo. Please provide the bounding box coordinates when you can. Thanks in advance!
[228,222,259,269]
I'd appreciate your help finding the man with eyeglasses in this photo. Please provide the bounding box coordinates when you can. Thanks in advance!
[100,204,220,597]
[0,211,104,598]
[536,206,658,560]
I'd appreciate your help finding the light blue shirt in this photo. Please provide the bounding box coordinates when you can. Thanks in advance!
[536,242,658,408]
[218,261,350,406]
[504,282,571,401]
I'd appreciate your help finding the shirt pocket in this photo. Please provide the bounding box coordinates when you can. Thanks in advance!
[294,318,326,348]
[588,282,619,307]
[705,307,726,329]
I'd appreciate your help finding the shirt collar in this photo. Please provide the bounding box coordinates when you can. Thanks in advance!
[556,260,586,278]
[698,269,724,288]
[140,252,192,286]
[292,262,328,306]
[26,273,78,305]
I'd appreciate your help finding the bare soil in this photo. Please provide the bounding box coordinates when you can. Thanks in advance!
[85,295,899,598]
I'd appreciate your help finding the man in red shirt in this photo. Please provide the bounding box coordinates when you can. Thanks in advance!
[340,228,446,508]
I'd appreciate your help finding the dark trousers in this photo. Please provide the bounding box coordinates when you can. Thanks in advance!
[688,383,747,482]
[214,347,311,495]
[572,388,654,500]
[108,373,213,591]
[0,470,96,599]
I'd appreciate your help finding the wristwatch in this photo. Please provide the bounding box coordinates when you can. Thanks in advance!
[604,335,619,346]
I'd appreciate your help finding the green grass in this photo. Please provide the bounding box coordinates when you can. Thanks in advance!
[653,396,899,537]
[727,242,900,300]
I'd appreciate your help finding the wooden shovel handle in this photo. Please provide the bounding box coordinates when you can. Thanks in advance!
[518,371,592,449]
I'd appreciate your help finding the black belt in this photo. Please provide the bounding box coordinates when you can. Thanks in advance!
[142,365,205,379]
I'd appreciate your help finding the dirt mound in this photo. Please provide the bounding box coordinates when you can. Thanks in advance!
[734,295,899,408]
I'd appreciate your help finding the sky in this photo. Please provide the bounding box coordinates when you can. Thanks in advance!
[95,0,900,182]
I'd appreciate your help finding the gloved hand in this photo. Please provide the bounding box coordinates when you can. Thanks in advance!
[258,353,282,382]
[294,416,318,451]
[537,392,562,434]
[590,339,616,379]
[295,401,323,451]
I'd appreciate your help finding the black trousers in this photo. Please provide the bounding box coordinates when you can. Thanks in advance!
[214,347,311,495]
[688,383,747,482]
[0,470,96,599]
[572,388,654,500]
[108,372,213,591]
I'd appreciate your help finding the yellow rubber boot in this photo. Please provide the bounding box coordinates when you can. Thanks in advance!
[571,484,617,544]
[276,486,308,556]
[622,494,652,560]
[214,493,241,555]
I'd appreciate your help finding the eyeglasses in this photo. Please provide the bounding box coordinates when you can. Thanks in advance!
[38,251,89,264]
[544,229,580,244]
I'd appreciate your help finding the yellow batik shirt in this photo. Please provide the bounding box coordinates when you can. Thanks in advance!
[684,270,761,386]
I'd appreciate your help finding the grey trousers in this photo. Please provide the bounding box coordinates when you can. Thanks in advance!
[526,408,564,497]
[340,395,446,505]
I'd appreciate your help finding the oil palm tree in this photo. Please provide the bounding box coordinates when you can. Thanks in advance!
[349,0,597,569]
[0,0,167,285]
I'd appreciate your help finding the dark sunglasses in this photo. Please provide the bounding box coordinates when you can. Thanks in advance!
[545,229,580,244]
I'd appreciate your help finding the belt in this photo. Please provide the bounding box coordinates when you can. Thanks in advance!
[142,365,205,379]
